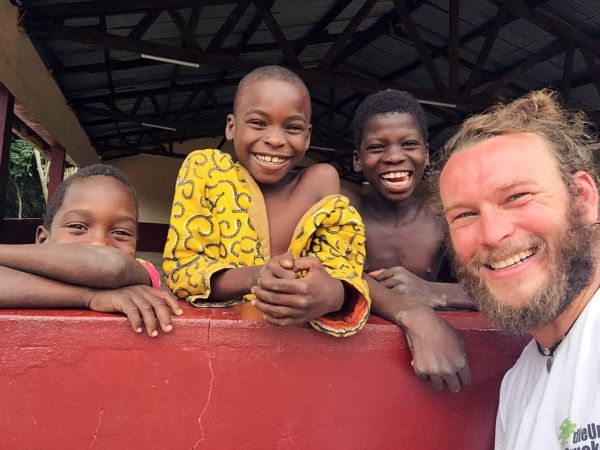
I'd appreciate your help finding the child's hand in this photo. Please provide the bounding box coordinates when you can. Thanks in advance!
[252,255,344,326]
[401,305,471,393]
[88,286,183,336]
[255,253,297,283]
[372,266,442,308]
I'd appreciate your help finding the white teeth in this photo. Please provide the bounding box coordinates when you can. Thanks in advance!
[381,171,410,180]
[489,249,535,269]
[254,154,288,164]
[380,171,411,187]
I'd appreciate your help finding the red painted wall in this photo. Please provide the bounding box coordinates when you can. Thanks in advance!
[0,304,527,449]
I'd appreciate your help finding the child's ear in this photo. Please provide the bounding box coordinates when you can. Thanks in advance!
[225,114,235,140]
[425,143,430,167]
[352,151,362,173]
[305,124,312,151]
[36,226,50,244]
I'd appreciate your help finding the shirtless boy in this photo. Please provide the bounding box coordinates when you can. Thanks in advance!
[0,164,182,336]
[345,90,473,390]
[164,65,369,337]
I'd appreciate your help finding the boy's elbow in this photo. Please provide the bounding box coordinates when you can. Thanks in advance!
[92,247,135,288]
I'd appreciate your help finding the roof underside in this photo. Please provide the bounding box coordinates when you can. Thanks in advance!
[16,0,600,180]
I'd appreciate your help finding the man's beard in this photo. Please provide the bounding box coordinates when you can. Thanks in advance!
[452,204,598,335]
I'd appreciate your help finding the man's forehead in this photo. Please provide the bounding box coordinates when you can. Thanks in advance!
[444,133,556,172]
[440,133,562,198]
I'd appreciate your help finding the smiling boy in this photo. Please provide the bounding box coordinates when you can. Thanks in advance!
[344,90,473,391]
[163,65,370,336]
[0,164,182,336]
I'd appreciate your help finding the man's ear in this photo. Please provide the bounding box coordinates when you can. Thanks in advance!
[36,226,50,244]
[225,114,235,141]
[352,151,362,173]
[571,171,599,224]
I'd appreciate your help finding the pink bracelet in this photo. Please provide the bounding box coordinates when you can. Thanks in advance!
[136,258,162,289]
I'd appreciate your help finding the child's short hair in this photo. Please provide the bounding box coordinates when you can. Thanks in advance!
[43,163,137,229]
[353,90,428,148]
[233,65,311,117]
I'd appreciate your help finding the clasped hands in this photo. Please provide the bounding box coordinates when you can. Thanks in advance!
[251,253,345,327]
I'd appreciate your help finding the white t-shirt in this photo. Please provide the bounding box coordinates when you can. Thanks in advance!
[495,291,600,450]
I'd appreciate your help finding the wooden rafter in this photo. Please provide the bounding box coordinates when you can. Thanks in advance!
[448,0,460,92]
[463,2,510,93]
[297,0,350,54]
[255,0,302,67]
[20,0,600,163]
[497,0,600,53]
[580,47,600,97]
[392,0,445,93]
[57,58,158,74]
[206,0,252,52]
[482,38,565,96]
[334,9,399,63]
[25,20,493,107]
[71,78,240,105]
[168,9,201,50]
[561,40,576,100]
[25,0,235,20]
[128,10,161,40]
[318,0,378,69]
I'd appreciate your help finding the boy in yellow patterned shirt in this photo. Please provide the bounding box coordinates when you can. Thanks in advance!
[163,65,370,336]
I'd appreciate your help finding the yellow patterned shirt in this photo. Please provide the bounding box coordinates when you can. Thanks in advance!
[163,149,370,337]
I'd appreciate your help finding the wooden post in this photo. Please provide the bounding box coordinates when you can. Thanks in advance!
[47,145,66,201]
[0,87,15,221]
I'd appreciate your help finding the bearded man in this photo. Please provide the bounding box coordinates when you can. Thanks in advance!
[437,90,600,450]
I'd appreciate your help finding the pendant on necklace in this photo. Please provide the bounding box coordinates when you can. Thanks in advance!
[536,340,563,373]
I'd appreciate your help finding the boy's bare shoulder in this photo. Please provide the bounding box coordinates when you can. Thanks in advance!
[341,188,363,209]
[296,163,340,199]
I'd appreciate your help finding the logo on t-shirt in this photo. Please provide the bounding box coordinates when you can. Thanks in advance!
[559,418,600,449]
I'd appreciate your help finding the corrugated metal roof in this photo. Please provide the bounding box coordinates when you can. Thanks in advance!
[15,0,600,178]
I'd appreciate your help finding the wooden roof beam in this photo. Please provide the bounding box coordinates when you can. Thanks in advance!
[57,58,159,74]
[206,0,252,52]
[392,0,445,93]
[496,0,600,53]
[463,2,510,92]
[561,40,576,100]
[255,0,302,67]
[168,9,201,50]
[25,0,236,20]
[297,0,351,56]
[127,10,161,40]
[318,0,378,69]
[70,78,240,104]
[482,37,565,96]
[448,0,460,92]
[580,47,600,98]
[24,20,492,107]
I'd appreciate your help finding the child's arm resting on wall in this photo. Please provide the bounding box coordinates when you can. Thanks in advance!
[373,266,475,310]
[366,274,471,393]
[0,244,151,289]
[0,266,182,336]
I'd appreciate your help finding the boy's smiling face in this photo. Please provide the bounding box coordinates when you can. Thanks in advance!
[225,78,312,185]
[37,176,138,257]
[354,112,428,201]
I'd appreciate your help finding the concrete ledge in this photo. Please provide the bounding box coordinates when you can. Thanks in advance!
[0,304,527,449]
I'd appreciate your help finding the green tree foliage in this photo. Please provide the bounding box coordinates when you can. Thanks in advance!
[6,138,46,218]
